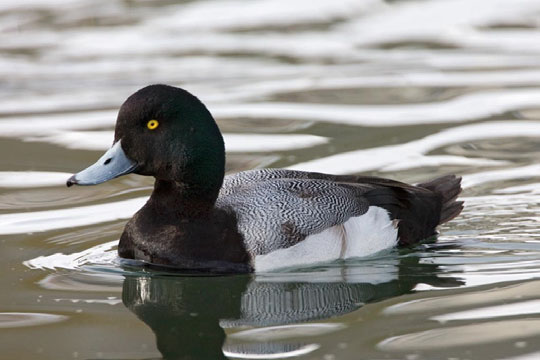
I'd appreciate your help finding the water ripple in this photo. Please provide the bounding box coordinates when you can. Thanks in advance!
[0,312,68,329]
[289,120,538,174]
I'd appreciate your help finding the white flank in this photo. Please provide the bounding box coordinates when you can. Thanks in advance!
[341,206,399,258]
[255,206,398,272]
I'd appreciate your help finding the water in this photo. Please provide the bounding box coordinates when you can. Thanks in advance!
[2,0,540,358]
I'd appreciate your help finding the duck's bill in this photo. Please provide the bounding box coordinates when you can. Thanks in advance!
[66,140,137,187]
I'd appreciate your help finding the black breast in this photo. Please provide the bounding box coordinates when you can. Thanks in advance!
[118,205,253,273]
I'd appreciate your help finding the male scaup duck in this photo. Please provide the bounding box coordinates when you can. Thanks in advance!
[67,84,463,273]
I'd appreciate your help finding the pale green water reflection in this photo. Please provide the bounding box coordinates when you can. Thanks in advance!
[121,253,460,359]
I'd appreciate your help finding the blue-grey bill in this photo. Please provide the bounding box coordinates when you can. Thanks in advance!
[66,140,137,187]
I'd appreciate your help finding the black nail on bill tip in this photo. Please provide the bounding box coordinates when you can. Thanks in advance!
[66,175,77,187]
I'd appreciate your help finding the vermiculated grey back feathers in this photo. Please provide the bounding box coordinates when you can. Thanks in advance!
[217,169,371,256]
[217,168,463,257]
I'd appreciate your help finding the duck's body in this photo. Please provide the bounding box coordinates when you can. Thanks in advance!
[68,85,463,273]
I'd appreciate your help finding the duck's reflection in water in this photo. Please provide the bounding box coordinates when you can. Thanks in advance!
[122,255,462,360]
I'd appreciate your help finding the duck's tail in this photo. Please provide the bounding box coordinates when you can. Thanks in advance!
[417,175,464,224]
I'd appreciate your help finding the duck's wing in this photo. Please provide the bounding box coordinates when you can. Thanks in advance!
[221,168,419,193]
[218,175,376,255]
[220,169,462,254]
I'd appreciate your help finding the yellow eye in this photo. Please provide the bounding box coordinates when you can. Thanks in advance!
[147,119,159,130]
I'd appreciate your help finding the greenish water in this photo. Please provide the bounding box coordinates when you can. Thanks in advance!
[3,0,540,359]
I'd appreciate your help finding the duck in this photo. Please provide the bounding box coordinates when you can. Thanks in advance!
[67,84,463,273]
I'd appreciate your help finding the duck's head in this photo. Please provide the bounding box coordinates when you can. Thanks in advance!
[67,85,225,194]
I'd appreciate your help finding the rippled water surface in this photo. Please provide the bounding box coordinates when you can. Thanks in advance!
[3,0,540,359]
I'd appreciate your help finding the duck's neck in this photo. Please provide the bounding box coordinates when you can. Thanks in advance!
[149,176,223,218]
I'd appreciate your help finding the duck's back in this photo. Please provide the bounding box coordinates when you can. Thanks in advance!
[217,169,462,271]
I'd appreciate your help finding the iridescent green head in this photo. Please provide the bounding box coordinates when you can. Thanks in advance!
[67,85,225,198]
